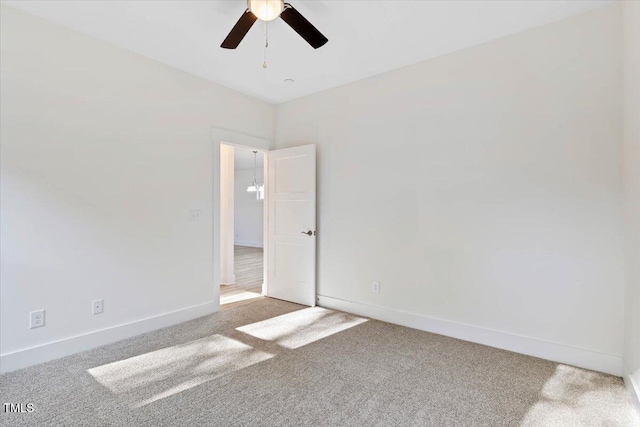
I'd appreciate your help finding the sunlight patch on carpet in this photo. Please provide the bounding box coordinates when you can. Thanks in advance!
[520,364,639,426]
[220,290,263,306]
[236,306,368,349]
[88,334,273,407]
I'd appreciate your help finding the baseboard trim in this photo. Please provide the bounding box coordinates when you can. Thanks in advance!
[235,240,263,248]
[623,363,640,418]
[317,295,622,376]
[0,301,217,374]
[221,273,236,285]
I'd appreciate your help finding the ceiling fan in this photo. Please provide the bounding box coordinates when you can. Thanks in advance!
[221,0,328,50]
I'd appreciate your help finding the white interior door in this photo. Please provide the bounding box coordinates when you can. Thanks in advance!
[267,144,316,306]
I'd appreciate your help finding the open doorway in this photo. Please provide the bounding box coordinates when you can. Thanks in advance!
[219,143,267,309]
[213,129,317,310]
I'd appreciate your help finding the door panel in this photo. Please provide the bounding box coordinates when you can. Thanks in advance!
[267,145,316,306]
[275,201,310,236]
[274,155,308,193]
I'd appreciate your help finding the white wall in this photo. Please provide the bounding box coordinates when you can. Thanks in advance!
[0,6,275,370]
[622,0,640,407]
[234,167,264,247]
[276,6,625,373]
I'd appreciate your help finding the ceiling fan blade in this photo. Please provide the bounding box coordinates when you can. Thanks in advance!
[221,9,258,49]
[280,3,328,49]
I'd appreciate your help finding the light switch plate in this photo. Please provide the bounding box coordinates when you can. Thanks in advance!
[189,209,201,221]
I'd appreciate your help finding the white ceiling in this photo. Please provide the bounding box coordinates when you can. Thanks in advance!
[234,146,264,171]
[3,0,612,104]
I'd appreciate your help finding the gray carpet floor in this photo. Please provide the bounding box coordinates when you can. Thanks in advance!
[1,298,638,426]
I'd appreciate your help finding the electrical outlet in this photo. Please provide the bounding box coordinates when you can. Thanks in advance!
[92,299,104,315]
[372,281,380,293]
[29,310,45,329]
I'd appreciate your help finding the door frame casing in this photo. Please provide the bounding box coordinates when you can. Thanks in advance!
[212,127,273,311]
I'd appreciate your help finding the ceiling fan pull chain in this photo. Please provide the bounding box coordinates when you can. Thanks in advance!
[263,19,268,68]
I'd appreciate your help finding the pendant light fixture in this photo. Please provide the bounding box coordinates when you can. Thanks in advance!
[246,151,264,200]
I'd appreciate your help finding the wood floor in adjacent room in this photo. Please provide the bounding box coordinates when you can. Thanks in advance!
[1,297,638,427]
[220,245,264,310]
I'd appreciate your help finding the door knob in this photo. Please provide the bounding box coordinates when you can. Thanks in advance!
[301,230,314,236]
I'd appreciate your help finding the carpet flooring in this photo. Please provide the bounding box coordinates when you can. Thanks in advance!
[1,298,638,426]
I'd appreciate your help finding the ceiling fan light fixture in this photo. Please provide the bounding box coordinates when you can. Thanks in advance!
[221,0,328,50]
[248,0,284,22]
